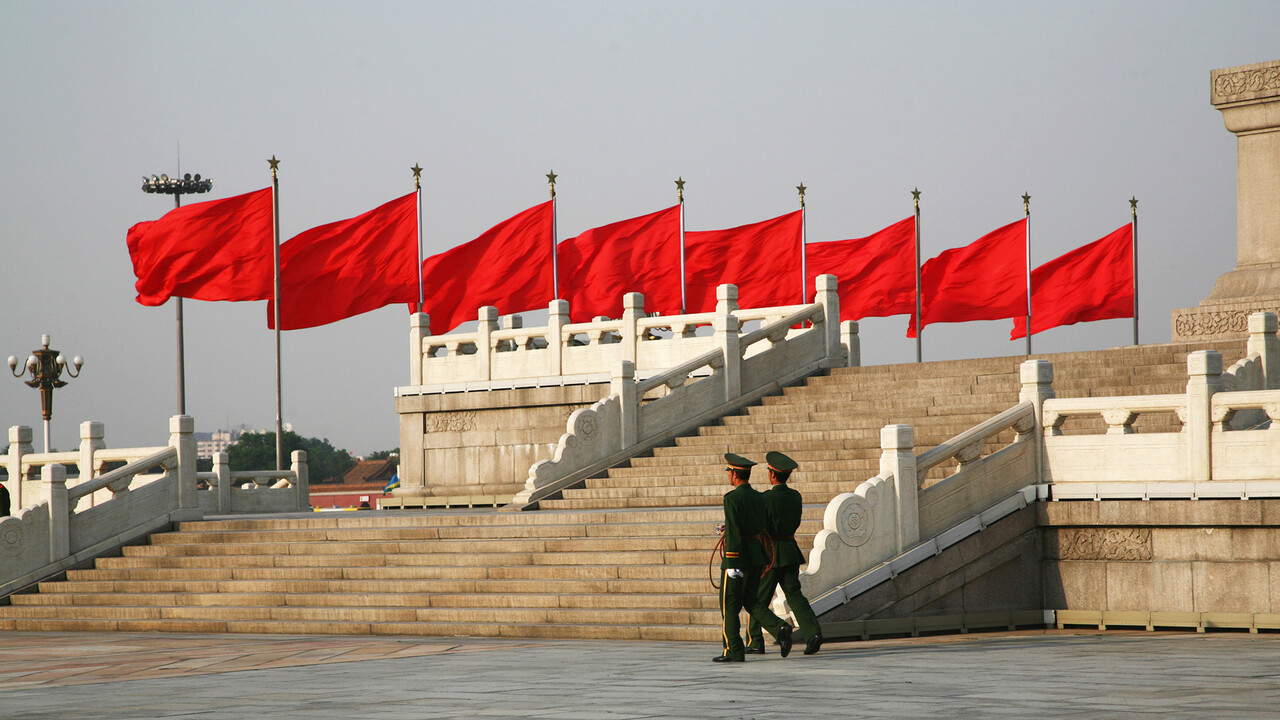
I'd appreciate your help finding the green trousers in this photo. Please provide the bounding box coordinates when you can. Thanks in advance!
[747,564,821,649]
[719,566,787,660]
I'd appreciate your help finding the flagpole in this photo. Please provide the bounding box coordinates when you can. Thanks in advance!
[413,164,424,310]
[798,183,807,304]
[548,171,559,299]
[913,188,922,363]
[1131,196,1139,346]
[1023,192,1032,356]
[676,177,686,314]
[269,155,284,471]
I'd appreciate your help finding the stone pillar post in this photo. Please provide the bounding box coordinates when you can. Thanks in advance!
[1019,359,1055,484]
[476,306,498,381]
[78,421,104,505]
[213,451,231,513]
[291,450,310,512]
[548,299,569,376]
[1173,59,1280,340]
[612,360,638,448]
[1186,351,1224,482]
[815,274,841,364]
[880,424,918,553]
[170,415,200,520]
[44,463,68,562]
[8,426,31,510]
[1246,311,1280,389]
[409,313,430,386]
[715,284,739,315]
[841,321,860,368]
[621,293,644,367]
[714,313,742,400]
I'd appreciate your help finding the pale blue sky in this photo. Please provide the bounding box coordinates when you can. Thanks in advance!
[1,1,1276,454]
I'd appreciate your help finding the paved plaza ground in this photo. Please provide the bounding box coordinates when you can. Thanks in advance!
[2,630,1279,718]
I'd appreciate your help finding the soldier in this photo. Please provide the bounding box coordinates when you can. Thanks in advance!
[746,451,823,656]
[714,452,793,663]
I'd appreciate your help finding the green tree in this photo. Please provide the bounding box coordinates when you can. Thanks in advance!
[227,431,356,484]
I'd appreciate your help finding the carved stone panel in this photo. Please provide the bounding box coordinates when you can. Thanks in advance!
[1057,528,1152,561]
[425,411,478,433]
[835,494,873,548]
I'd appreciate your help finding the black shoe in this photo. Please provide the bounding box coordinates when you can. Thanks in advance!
[712,655,743,663]
[804,633,824,655]
[743,645,765,655]
[778,624,794,658]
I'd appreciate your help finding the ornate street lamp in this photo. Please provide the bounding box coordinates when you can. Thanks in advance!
[141,172,212,415]
[8,335,83,453]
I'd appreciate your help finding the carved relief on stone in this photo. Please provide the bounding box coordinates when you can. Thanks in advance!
[1214,66,1280,104]
[561,404,591,423]
[425,411,478,433]
[1174,310,1249,339]
[834,493,873,547]
[0,516,26,556]
[1057,527,1152,561]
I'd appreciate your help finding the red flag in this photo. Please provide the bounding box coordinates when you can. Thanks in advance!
[557,205,682,322]
[1011,224,1133,339]
[685,211,803,312]
[806,216,916,320]
[908,218,1027,338]
[415,200,555,334]
[127,187,274,306]
[268,192,418,330]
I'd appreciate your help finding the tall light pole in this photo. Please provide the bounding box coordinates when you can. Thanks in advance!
[141,172,212,415]
[8,335,82,453]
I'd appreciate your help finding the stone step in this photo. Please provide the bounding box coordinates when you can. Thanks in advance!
[36,576,716,596]
[0,617,719,642]
[14,590,722,611]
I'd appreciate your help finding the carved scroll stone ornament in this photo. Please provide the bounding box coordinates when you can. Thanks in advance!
[1213,66,1280,104]
[1057,527,1152,561]
[0,516,26,556]
[525,396,621,492]
[1174,310,1250,339]
[834,493,874,547]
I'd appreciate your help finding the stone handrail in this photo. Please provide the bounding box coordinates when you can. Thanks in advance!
[1042,394,1187,435]
[511,275,846,507]
[401,280,853,393]
[65,446,176,505]
[797,391,1040,614]
[195,450,311,514]
[0,416,201,599]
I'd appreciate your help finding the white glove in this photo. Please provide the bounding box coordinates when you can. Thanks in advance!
[726,568,745,579]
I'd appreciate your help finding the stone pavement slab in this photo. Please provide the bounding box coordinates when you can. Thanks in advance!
[2,630,1280,718]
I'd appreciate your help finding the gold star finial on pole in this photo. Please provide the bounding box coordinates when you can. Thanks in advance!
[911,187,921,211]
[796,182,806,209]
[675,177,685,203]
[268,155,280,179]
[1130,196,1138,217]
[547,170,557,199]
[411,163,423,190]
[1022,192,1031,215]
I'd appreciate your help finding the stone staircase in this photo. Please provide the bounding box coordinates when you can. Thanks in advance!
[0,340,1243,639]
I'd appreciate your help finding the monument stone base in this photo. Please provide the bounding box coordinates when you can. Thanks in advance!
[1172,294,1280,342]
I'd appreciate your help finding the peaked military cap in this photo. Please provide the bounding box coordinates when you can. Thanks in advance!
[724,453,757,470]
[766,451,798,472]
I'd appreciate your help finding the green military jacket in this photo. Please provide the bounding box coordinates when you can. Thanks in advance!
[763,483,805,568]
[721,483,769,570]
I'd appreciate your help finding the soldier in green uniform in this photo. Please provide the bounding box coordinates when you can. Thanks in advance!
[746,451,823,656]
[714,453,794,663]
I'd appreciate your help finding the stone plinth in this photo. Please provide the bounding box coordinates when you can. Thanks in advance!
[1173,59,1280,341]
[395,383,611,501]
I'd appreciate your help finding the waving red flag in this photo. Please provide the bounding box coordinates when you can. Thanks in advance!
[806,216,916,320]
[416,200,555,334]
[269,192,418,330]
[908,218,1026,338]
[558,205,682,322]
[127,187,274,306]
[685,211,803,312]
[1011,224,1133,339]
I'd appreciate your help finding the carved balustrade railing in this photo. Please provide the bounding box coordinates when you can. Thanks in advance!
[401,279,860,393]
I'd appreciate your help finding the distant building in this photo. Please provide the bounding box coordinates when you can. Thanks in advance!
[308,458,397,510]
[196,429,243,460]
